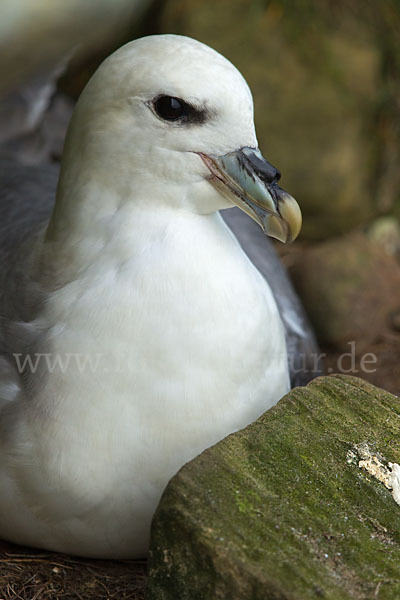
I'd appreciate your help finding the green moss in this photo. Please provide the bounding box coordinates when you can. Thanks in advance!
[146,376,400,599]
[234,489,263,515]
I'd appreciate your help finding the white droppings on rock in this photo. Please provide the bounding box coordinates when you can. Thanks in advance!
[351,442,400,507]
[388,462,400,506]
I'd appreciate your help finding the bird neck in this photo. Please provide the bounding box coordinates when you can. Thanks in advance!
[40,171,232,290]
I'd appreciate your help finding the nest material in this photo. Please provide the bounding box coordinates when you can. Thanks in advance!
[0,540,147,600]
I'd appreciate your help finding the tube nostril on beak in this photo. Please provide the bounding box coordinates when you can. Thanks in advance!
[258,162,280,184]
[240,148,281,184]
[273,168,281,183]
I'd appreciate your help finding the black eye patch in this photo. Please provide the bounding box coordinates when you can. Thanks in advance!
[152,95,208,125]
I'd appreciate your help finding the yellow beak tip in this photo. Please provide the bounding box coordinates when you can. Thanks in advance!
[278,194,302,243]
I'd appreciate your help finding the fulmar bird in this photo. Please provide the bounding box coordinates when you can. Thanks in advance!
[0,34,305,558]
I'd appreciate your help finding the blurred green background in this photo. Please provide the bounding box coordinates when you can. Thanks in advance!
[160,0,400,241]
[1,0,399,393]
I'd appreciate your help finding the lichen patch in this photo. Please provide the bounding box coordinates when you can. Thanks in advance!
[349,442,400,507]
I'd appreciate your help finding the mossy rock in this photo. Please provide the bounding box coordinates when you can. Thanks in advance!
[146,375,400,599]
[159,0,400,239]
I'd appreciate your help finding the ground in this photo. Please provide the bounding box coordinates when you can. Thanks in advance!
[0,540,146,600]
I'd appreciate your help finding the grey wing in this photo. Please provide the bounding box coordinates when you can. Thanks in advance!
[0,160,57,299]
[0,161,58,404]
[222,207,322,387]
[0,61,72,165]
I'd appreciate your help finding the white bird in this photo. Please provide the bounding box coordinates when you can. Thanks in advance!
[0,34,303,558]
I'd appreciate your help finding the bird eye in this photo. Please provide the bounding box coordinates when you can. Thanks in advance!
[153,96,187,121]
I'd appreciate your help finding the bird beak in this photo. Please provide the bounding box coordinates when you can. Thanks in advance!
[199,147,302,243]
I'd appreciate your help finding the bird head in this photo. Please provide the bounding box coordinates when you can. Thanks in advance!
[56,34,301,243]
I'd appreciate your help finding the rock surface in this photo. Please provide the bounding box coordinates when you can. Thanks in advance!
[289,233,400,352]
[146,375,400,600]
[285,232,400,395]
